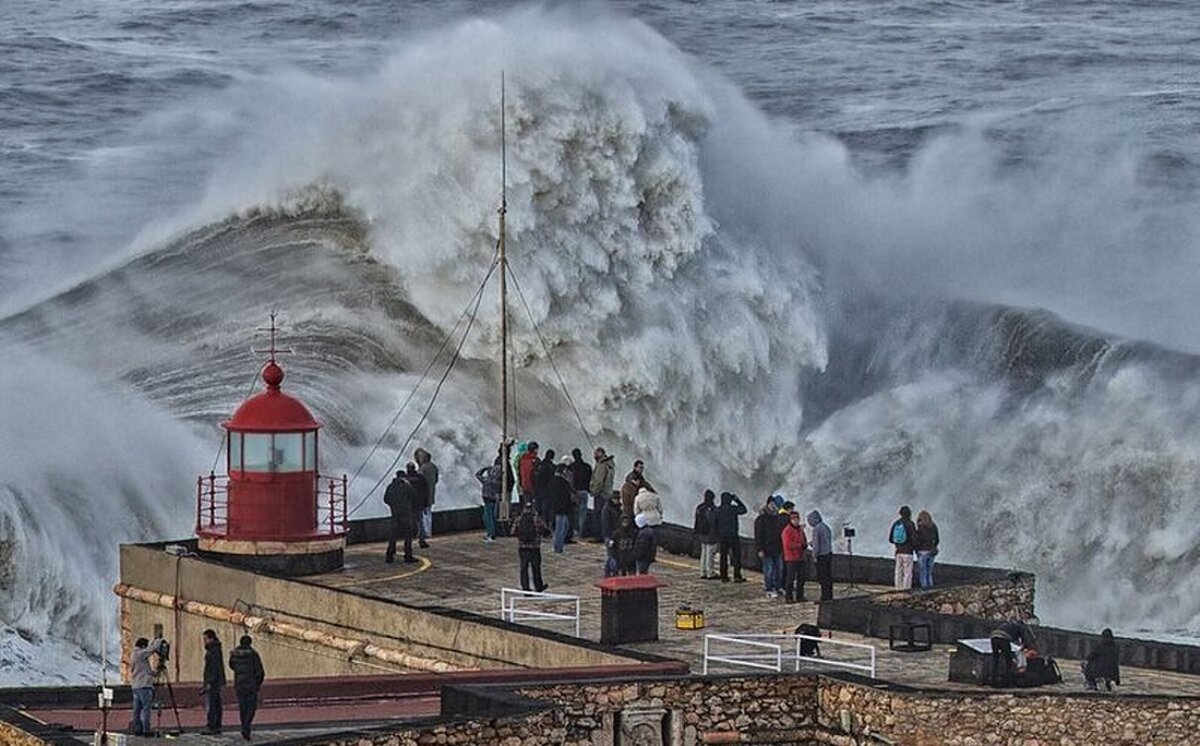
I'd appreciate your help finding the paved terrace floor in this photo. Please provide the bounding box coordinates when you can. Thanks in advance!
[314,530,1200,696]
[24,530,1200,744]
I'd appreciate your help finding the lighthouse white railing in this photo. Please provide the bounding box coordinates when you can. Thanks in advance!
[702,633,876,678]
[499,588,581,637]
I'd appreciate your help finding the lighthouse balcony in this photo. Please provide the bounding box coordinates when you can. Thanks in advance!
[195,472,349,542]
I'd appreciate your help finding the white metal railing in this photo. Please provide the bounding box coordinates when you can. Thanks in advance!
[702,633,877,678]
[499,588,582,637]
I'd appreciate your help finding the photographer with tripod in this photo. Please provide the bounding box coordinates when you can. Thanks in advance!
[128,636,165,736]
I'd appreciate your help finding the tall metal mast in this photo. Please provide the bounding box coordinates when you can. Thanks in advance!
[498,72,512,521]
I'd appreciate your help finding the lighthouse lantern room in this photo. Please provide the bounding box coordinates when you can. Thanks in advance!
[196,316,346,575]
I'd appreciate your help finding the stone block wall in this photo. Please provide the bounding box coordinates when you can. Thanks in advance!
[0,721,47,746]
[816,677,1200,745]
[303,674,1200,746]
[871,572,1034,622]
[312,676,824,745]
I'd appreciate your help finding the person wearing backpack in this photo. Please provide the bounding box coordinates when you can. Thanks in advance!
[514,501,549,592]
[693,490,719,579]
[888,505,917,590]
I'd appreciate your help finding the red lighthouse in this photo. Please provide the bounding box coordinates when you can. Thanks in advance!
[196,317,346,575]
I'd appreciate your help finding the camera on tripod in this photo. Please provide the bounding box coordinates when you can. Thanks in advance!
[152,639,171,673]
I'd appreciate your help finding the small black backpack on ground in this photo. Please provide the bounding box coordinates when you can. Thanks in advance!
[795,624,821,657]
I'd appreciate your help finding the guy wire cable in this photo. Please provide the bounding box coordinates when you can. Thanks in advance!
[346,255,499,517]
[504,261,594,450]
[345,245,501,491]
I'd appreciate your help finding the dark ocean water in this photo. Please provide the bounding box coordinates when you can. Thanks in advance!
[2,1,1200,682]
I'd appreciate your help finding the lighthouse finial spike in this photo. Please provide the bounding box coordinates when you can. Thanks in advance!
[253,312,294,389]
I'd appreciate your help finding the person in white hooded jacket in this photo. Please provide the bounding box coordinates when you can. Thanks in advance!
[632,486,663,526]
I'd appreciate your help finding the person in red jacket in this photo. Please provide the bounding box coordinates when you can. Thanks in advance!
[781,511,809,603]
[518,441,540,503]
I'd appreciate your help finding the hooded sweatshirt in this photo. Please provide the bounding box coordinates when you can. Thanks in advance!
[806,511,832,556]
[633,487,663,526]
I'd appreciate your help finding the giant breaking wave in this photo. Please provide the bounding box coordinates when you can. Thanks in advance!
[2,6,1199,683]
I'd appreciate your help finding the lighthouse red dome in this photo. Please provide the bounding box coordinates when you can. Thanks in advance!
[226,361,319,432]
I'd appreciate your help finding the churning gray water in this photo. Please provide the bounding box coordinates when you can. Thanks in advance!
[2,1,1199,683]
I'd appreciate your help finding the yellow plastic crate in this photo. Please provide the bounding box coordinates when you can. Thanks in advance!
[675,607,705,630]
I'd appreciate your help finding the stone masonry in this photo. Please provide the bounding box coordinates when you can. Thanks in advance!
[871,573,1035,621]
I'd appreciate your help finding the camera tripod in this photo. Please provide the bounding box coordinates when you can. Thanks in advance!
[153,664,183,736]
[844,536,861,592]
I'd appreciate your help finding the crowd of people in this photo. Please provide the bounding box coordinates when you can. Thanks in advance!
[389,442,949,599]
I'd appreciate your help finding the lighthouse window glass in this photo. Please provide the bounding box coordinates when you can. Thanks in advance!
[304,432,316,471]
[228,432,243,471]
[273,433,303,472]
[242,434,271,471]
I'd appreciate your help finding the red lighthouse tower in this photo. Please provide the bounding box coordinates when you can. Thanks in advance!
[196,316,346,575]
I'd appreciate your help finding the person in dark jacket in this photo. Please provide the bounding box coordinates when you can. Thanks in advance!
[914,509,940,589]
[535,449,557,521]
[384,471,417,564]
[514,500,549,592]
[569,447,593,540]
[989,620,1035,686]
[228,635,265,741]
[754,497,786,598]
[888,505,917,590]
[694,490,719,579]
[200,629,226,734]
[611,514,638,575]
[619,460,654,515]
[1082,628,1120,690]
[714,492,747,582]
[634,513,657,574]
[547,458,575,554]
[807,510,834,600]
[601,490,623,544]
[404,462,431,548]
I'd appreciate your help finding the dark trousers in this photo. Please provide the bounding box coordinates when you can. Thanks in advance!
[384,514,414,562]
[236,689,258,737]
[718,537,742,579]
[816,554,833,600]
[990,636,1014,684]
[519,547,545,591]
[205,685,223,731]
[784,560,807,601]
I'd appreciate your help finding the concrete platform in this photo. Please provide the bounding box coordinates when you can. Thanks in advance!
[309,530,1200,697]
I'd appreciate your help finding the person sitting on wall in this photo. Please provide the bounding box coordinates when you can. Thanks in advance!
[1082,628,1121,691]
[989,619,1036,686]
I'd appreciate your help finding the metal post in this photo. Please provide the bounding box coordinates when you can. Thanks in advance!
[498,71,511,523]
[208,472,216,526]
[195,477,203,531]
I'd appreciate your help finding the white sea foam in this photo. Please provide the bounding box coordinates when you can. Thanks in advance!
[2,5,1200,683]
